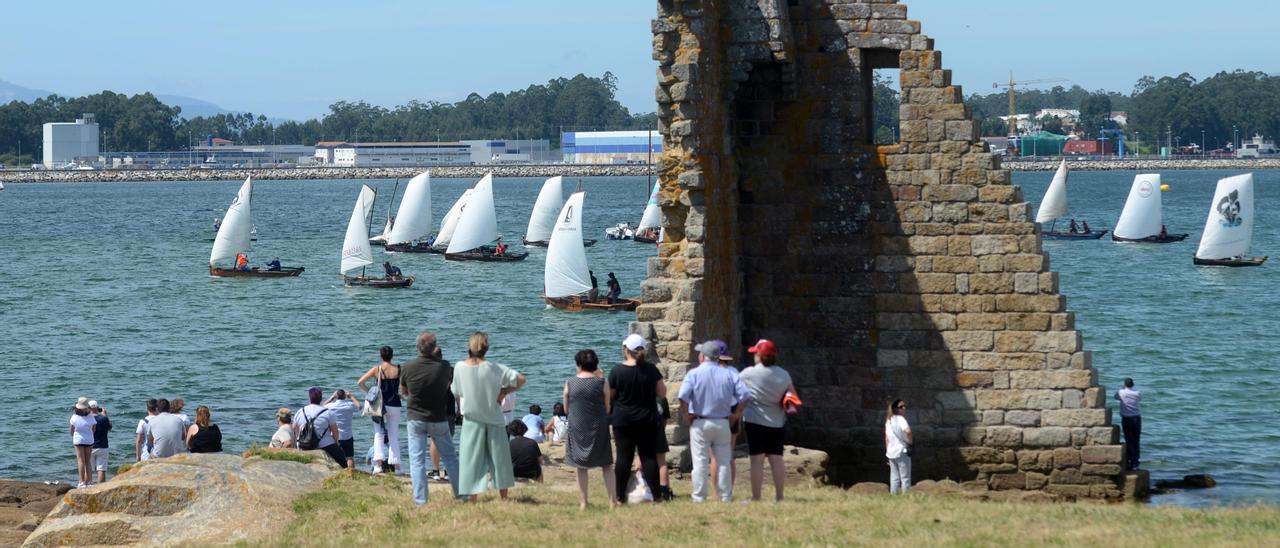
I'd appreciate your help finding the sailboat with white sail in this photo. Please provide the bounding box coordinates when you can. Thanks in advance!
[1037,160,1105,240]
[1193,173,1267,267]
[343,184,414,287]
[633,180,662,244]
[544,189,640,311]
[524,176,596,247]
[444,173,528,261]
[209,177,303,277]
[382,172,436,253]
[368,180,400,245]
[1112,173,1187,243]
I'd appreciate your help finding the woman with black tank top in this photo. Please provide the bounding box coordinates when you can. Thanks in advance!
[359,346,402,474]
[186,406,222,453]
[609,334,666,504]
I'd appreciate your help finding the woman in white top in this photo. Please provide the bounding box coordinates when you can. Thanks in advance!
[70,401,97,489]
[884,399,912,494]
[270,407,295,448]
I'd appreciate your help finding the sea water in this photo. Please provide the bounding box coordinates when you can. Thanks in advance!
[0,171,1275,507]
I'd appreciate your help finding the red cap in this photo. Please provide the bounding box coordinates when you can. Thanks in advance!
[747,338,777,357]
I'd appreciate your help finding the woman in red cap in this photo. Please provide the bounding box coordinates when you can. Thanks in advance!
[739,338,798,501]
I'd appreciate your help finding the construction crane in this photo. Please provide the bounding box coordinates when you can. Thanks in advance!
[993,73,1068,137]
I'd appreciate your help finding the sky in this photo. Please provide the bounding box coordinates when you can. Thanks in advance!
[0,0,1275,121]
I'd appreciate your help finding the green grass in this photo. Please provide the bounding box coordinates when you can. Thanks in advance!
[258,473,1280,547]
[243,446,318,464]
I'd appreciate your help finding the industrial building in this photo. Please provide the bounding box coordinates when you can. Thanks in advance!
[103,145,312,169]
[460,139,553,164]
[42,114,99,168]
[560,130,660,164]
[332,142,472,167]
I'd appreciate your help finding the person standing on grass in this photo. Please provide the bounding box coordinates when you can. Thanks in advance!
[678,339,750,503]
[135,399,158,462]
[740,339,797,502]
[70,399,96,489]
[610,334,666,505]
[452,331,526,501]
[324,389,360,468]
[358,346,402,474]
[564,349,617,509]
[885,399,912,494]
[89,400,112,484]
[1116,378,1142,470]
[400,331,462,505]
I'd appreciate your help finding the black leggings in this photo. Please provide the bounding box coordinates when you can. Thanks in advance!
[613,422,660,503]
[322,443,349,468]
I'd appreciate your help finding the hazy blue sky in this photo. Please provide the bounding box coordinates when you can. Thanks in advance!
[1,1,1274,120]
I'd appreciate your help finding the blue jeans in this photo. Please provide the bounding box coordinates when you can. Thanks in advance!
[407,419,459,505]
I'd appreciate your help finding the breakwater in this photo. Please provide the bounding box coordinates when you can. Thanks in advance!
[1004,158,1280,172]
[0,163,651,184]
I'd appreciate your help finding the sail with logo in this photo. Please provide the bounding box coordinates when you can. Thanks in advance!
[209,177,304,277]
[544,189,640,311]
[1112,173,1187,243]
[1193,173,1267,267]
[1037,160,1106,240]
[342,184,414,287]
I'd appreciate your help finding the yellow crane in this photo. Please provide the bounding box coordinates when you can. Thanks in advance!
[993,73,1068,137]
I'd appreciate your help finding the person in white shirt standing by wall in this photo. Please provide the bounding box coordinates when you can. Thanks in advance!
[884,399,912,494]
[1116,378,1142,470]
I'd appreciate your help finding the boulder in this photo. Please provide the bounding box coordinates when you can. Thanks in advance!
[0,480,71,546]
[1154,473,1216,490]
[23,452,338,547]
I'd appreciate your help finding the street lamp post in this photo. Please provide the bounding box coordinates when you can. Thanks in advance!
[1233,125,1238,153]
[1201,130,1205,157]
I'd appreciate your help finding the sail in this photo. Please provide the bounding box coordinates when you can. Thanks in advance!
[384,171,432,244]
[525,176,564,242]
[435,188,474,246]
[210,177,254,266]
[637,181,661,230]
[341,185,377,275]
[446,173,499,253]
[1196,173,1254,260]
[545,191,592,298]
[1113,174,1163,240]
[1035,160,1069,224]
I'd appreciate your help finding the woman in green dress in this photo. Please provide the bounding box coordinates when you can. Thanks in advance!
[451,332,526,500]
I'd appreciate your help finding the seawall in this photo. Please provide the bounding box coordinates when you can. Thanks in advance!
[1003,158,1280,172]
[0,164,652,184]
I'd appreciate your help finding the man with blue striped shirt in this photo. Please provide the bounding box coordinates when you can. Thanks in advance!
[678,340,751,502]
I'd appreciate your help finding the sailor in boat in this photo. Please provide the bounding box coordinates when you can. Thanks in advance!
[589,270,600,302]
[1159,225,1169,239]
[383,261,403,280]
[1068,219,1079,233]
[606,272,622,304]
[266,257,282,272]
[213,218,222,231]
[235,253,251,272]
[494,238,508,257]
[1082,220,1091,233]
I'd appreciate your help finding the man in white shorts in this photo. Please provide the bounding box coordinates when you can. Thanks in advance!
[89,401,112,483]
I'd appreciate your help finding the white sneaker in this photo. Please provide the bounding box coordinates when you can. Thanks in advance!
[76,482,86,489]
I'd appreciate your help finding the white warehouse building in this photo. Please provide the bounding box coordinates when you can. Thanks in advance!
[43,114,100,168]
[332,142,472,167]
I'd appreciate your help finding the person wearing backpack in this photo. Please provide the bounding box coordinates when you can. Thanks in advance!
[292,387,345,468]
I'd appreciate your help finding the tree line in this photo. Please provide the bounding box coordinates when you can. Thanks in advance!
[0,73,654,165]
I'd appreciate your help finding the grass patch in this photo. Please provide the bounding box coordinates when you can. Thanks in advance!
[243,446,317,464]
[258,473,1280,547]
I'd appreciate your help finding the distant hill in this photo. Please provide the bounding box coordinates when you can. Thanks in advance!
[0,79,54,104]
[155,94,235,119]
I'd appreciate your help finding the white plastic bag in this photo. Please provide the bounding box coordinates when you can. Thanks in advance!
[626,470,654,503]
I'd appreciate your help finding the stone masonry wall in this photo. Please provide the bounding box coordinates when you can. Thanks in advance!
[634,0,1127,499]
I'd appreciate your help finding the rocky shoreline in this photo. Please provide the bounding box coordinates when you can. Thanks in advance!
[1003,158,1280,172]
[0,164,653,184]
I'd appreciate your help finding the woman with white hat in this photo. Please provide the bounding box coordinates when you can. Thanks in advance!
[69,398,96,489]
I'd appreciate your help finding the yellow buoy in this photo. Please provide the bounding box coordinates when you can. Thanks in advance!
[1160,184,1170,191]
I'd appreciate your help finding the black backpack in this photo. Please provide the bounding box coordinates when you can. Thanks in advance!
[297,408,328,450]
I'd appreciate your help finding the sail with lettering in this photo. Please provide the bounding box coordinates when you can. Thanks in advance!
[545,191,592,298]
[341,185,377,275]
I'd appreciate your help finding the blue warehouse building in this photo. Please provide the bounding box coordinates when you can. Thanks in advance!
[561,130,661,164]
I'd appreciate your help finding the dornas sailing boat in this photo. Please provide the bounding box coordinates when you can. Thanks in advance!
[368,179,400,245]
[1193,173,1267,267]
[544,189,640,311]
[428,187,475,254]
[524,176,596,247]
[1037,160,1106,240]
[1112,174,1187,243]
[633,180,662,244]
[209,177,303,277]
[343,184,414,287]
[381,172,437,253]
[444,173,528,261]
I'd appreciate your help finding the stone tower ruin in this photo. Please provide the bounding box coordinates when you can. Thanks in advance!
[636,0,1129,498]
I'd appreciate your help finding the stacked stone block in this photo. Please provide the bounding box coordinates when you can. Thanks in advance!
[638,0,1126,498]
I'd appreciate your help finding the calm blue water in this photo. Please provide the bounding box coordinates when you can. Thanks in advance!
[1,170,1276,507]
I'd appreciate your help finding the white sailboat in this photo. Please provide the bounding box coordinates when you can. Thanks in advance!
[343,184,414,286]
[209,177,303,277]
[1037,160,1105,240]
[544,190,639,311]
[1194,173,1267,267]
[634,180,662,243]
[444,173,527,261]
[1112,173,1187,243]
[433,187,474,252]
[382,172,435,252]
[525,176,598,248]
[368,180,400,245]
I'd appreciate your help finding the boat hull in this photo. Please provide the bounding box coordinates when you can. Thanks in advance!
[524,238,597,248]
[633,235,658,244]
[545,295,641,312]
[344,275,415,287]
[1112,233,1189,243]
[1043,230,1107,240]
[445,250,529,262]
[384,242,446,254]
[1193,256,1268,267]
[210,266,304,278]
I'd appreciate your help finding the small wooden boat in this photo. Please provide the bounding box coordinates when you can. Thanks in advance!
[1112,173,1184,244]
[342,184,414,287]
[524,238,597,248]
[633,228,660,244]
[444,173,527,262]
[1193,173,1267,267]
[1112,233,1188,243]
[209,177,303,278]
[1043,230,1107,240]
[380,172,434,250]
[544,190,642,312]
[384,242,446,253]
[635,181,661,240]
[1036,160,1108,240]
[545,295,640,311]
[210,266,304,277]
